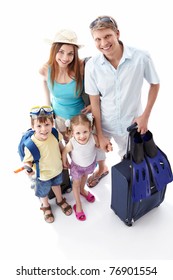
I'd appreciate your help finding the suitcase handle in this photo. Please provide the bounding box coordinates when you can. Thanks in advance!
[124,122,138,159]
[127,122,137,132]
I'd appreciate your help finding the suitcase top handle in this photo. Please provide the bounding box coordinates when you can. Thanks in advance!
[127,122,138,132]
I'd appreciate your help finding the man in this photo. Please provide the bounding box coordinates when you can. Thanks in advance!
[85,15,160,187]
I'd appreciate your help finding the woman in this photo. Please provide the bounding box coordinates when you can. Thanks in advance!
[39,29,90,141]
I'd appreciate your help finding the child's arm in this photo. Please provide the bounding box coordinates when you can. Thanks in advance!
[62,142,73,169]
[23,147,35,176]
[57,131,65,153]
[59,140,65,153]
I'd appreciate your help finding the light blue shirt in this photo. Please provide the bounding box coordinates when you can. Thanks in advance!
[85,45,160,135]
[47,68,84,119]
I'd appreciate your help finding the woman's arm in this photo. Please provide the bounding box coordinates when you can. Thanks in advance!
[39,64,51,106]
[62,142,72,169]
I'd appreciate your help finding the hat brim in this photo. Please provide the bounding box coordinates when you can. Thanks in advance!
[44,38,84,48]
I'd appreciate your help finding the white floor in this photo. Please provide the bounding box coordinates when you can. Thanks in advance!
[0,121,172,280]
[0,80,172,279]
[2,139,173,259]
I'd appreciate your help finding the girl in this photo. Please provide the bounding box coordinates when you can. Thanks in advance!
[39,29,91,142]
[62,114,112,221]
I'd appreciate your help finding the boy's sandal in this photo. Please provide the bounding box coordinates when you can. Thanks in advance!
[73,204,86,221]
[56,197,72,216]
[40,204,54,223]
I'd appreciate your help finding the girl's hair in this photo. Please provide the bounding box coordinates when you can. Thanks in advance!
[31,115,54,126]
[47,43,83,96]
[66,114,93,137]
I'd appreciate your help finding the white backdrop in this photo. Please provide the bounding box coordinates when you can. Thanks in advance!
[1,0,172,181]
[1,0,172,149]
[1,0,173,279]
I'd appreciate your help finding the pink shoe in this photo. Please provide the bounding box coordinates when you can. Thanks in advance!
[73,204,86,221]
[80,191,95,203]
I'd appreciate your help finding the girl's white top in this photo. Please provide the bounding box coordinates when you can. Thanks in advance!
[70,134,96,167]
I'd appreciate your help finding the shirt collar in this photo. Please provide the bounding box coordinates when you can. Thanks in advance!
[100,41,133,65]
[122,44,133,60]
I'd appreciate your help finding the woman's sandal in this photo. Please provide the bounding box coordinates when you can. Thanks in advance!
[73,204,86,221]
[56,197,72,216]
[40,204,54,223]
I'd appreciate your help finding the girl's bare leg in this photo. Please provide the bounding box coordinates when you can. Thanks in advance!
[72,179,83,212]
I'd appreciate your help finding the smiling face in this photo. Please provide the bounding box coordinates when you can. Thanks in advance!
[72,123,91,145]
[55,44,75,68]
[32,117,53,141]
[92,28,120,57]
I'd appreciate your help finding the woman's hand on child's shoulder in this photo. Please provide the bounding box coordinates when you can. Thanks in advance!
[81,105,91,114]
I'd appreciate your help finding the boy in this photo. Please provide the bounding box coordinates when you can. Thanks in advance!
[23,106,72,223]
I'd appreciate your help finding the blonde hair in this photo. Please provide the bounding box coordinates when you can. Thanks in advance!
[66,114,93,137]
[90,15,118,33]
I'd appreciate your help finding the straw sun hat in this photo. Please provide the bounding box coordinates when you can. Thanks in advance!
[45,29,84,48]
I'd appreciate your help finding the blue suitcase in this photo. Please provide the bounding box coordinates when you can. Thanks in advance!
[111,124,173,226]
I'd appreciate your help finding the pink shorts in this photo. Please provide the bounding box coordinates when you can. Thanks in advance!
[70,159,96,180]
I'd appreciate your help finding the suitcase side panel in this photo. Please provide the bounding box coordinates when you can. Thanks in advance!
[132,186,166,221]
[111,160,167,225]
[111,160,132,224]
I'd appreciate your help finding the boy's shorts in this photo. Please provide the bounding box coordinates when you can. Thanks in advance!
[35,172,63,198]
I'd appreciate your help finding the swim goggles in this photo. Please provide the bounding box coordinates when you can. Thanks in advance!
[30,106,54,117]
[89,16,118,29]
